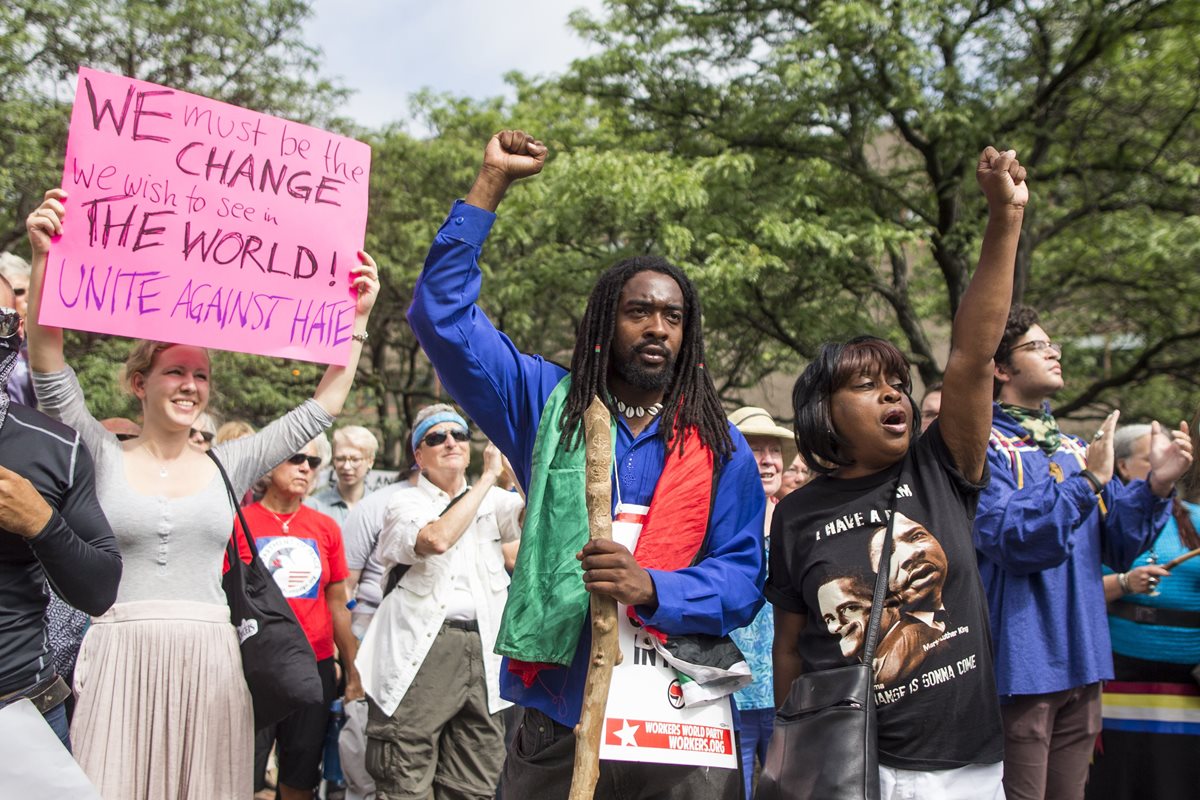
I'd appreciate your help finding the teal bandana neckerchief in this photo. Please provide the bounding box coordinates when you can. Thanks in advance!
[999,402,1061,456]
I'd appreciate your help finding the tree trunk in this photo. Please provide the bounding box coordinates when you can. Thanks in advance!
[569,396,621,800]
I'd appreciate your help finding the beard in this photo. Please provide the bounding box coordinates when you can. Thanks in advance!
[613,343,676,392]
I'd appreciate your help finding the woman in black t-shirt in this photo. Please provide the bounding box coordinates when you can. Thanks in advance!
[766,148,1028,798]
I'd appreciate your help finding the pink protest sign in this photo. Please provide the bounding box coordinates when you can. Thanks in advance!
[44,66,371,365]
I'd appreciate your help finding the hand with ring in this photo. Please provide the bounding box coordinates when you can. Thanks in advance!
[1127,564,1170,594]
[1085,410,1120,484]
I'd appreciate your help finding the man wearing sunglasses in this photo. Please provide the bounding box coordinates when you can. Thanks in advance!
[407,132,764,800]
[356,403,523,800]
[973,304,1194,800]
[0,275,121,749]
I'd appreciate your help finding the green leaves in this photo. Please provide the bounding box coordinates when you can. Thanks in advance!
[552,0,1200,417]
[5,0,1199,453]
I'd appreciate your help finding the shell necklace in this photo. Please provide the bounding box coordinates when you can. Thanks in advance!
[613,398,663,419]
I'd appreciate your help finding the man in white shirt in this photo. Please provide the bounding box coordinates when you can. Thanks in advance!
[356,404,522,800]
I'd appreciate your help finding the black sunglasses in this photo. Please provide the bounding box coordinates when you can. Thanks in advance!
[0,307,19,339]
[190,428,215,443]
[286,453,322,469]
[422,429,469,448]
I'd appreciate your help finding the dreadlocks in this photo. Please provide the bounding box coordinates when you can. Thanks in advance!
[557,255,732,459]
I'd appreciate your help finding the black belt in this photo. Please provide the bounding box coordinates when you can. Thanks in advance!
[1111,600,1200,629]
[443,618,479,632]
[0,675,71,715]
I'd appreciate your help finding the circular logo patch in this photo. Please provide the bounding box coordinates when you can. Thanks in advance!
[667,679,685,709]
[259,536,322,598]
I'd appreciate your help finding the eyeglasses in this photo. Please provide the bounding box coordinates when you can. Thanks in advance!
[1010,340,1062,357]
[0,307,19,339]
[286,454,322,469]
[421,429,469,448]
[333,455,365,467]
[189,428,215,443]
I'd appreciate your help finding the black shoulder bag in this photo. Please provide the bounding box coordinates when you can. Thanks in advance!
[209,451,324,729]
[756,466,905,800]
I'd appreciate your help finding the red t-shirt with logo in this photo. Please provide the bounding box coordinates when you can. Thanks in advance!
[234,503,348,660]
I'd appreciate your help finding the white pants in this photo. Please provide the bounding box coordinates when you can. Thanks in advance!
[880,761,1004,800]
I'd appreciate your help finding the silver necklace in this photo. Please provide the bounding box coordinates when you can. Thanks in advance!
[142,444,172,478]
[263,507,301,533]
[613,398,663,419]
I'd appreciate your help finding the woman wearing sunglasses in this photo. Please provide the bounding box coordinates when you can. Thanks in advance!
[242,440,361,800]
[22,188,380,800]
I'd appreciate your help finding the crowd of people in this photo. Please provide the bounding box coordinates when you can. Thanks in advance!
[0,129,1196,800]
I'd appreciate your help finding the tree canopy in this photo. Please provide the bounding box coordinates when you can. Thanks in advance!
[2,0,1197,466]
[556,0,1200,420]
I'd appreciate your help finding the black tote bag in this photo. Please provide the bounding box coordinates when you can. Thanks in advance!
[210,451,324,729]
[756,470,903,800]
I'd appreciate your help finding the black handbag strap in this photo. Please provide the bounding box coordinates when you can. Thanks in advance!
[860,458,907,665]
[207,450,259,566]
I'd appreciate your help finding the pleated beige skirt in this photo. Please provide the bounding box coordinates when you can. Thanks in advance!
[71,600,253,800]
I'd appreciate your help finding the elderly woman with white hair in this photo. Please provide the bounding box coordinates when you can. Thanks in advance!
[306,425,380,523]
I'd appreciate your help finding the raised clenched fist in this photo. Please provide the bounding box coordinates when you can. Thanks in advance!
[977,146,1029,210]
[482,130,547,183]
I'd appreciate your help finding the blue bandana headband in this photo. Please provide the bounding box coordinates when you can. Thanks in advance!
[412,411,469,451]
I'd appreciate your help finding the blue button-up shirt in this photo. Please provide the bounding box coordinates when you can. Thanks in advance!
[974,404,1170,698]
[408,200,766,727]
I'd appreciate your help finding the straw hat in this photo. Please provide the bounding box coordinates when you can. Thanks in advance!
[728,406,797,462]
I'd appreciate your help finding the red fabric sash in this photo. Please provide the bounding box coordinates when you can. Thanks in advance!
[633,426,714,571]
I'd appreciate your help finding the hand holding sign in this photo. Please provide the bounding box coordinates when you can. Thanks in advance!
[349,251,379,318]
[26,189,67,256]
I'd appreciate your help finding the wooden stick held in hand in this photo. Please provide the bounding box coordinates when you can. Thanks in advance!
[1164,546,1200,571]
[569,396,621,800]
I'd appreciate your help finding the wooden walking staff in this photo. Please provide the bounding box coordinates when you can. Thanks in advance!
[569,396,622,800]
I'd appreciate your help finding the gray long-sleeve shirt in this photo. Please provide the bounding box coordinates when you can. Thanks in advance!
[33,367,333,606]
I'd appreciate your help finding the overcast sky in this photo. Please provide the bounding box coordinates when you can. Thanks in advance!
[304,0,606,130]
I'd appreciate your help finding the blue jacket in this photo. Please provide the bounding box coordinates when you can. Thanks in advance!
[974,404,1169,697]
[407,200,766,727]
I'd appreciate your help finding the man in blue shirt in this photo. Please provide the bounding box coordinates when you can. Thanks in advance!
[973,305,1193,800]
[408,130,765,799]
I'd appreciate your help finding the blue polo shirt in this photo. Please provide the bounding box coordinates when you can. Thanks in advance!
[408,200,766,727]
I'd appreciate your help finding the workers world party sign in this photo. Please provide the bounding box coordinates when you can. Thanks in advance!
[44,67,371,365]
